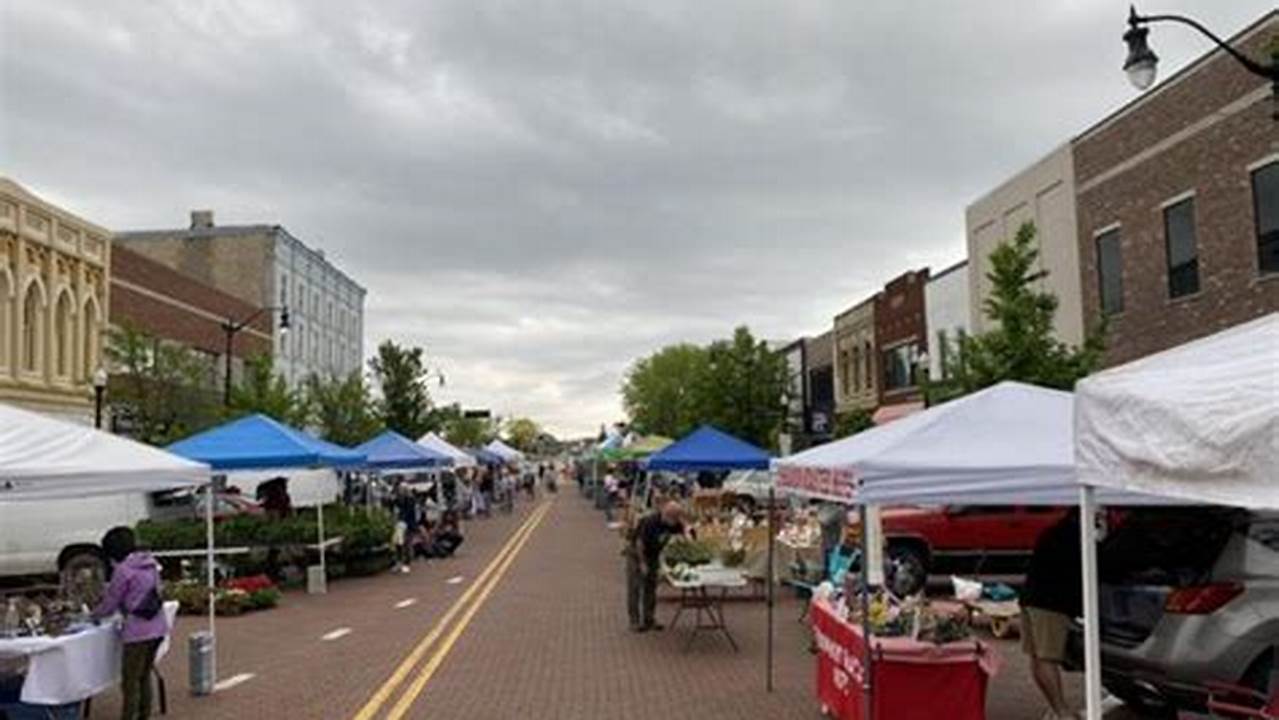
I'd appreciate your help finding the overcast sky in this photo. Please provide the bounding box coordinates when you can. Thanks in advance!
[1,1,1270,437]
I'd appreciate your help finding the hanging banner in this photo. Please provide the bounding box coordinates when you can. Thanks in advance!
[775,465,857,503]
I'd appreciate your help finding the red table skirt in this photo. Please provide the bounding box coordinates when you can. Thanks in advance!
[811,600,997,720]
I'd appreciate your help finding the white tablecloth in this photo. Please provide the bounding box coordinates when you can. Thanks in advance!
[0,601,178,705]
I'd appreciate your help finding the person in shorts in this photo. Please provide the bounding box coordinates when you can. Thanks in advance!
[1021,510,1083,720]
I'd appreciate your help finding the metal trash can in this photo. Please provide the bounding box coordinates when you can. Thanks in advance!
[307,564,327,595]
[188,631,215,696]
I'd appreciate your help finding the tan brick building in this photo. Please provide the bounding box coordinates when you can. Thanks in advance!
[0,178,110,423]
[110,245,272,387]
[833,296,878,417]
[1074,11,1278,367]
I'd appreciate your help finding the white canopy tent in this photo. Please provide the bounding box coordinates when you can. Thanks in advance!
[776,381,1167,506]
[1075,313,1279,718]
[0,402,210,500]
[418,432,476,468]
[485,439,524,462]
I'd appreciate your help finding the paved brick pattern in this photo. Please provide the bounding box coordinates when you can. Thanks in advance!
[83,492,1137,719]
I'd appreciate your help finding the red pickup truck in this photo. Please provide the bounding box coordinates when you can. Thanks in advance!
[873,505,1069,595]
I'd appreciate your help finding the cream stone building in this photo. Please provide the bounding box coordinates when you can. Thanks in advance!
[832,296,878,416]
[0,178,109,423]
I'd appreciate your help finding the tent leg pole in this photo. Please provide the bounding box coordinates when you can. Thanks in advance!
[319,496,327,588]
[1080,485,1103,720]
[766,486,775,693]
[205,481,217,688]
[859,503,873,720]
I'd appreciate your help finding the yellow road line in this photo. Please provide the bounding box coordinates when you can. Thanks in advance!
[384,502,552,720]
[351,503,550,720]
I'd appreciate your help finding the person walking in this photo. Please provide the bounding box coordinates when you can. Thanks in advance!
[625,500,686,633]
[93,527,168,720]
[603,470,620,523]
[1021,510,1084,720]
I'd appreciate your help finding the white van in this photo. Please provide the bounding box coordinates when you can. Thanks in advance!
[0,493,154,578]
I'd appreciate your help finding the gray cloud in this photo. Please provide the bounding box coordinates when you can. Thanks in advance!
[2,0,1269,436]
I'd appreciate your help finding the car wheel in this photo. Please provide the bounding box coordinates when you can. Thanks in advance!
[886,545,927,596]
[1242,649,1275,694]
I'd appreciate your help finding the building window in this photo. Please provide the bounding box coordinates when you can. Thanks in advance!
[838,347,850,397]
[882,342,919,392]
[53,291,71,378]
[21,282,42,373]
[0,273,9,370]
[1164,198,1199,298]
[1254,162,1279,275]
[1095,228,1124,316]
[862,341,872,390]
[280,275,288,306]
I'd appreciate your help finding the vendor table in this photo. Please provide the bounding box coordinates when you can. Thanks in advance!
[666,565,748,652]
[810,599,999,720]
[0,602,178,705]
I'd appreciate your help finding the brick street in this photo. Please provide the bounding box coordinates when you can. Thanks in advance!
[88,492,1130,719]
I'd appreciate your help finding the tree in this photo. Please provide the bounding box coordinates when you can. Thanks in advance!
[928,222,1104,404]
[368,341,435,439]
[504,417,542,453]
[304,372,382,446]
[833,408,874,439]
[620,343,707,438]
[105,323,221,445]
[693,326,790,449]
[228,354,307,427]
[620,327,790,450]
[443,414,497,449]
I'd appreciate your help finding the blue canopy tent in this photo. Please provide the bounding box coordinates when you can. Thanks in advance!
[167,413,368,671]
[355,430,452,473]
[167,413,365,470]
[645,425,771,472]
[469,448,507,466]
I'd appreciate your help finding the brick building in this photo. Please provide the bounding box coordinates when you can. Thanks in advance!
[110,245,272,387]
[833,296,878,417]
[1074,11,1278,367]
[874,268,929,419]
[116,211,365,386]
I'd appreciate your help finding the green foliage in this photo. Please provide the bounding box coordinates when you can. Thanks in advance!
[369,341,438,439]
[137,505,394,556]
[304,371,382,446]
[442,412,498,448]
[928,222,1105,404]
[504,417,542,453]
[622,328,789,449]
[833,408,875,439]
[621,343,707,439]
[663,538,716,567]
[105,323,221,445]
[228,354,307,426]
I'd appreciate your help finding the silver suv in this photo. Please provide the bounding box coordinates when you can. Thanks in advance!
[1079,509,1279,716]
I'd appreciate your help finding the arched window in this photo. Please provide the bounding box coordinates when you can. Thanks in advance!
[81,298,99,381]
[54,291,71,378]
[21,281,44,373]
[863,341,873,389]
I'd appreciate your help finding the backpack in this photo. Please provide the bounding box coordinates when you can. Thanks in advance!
[130,585,163,621]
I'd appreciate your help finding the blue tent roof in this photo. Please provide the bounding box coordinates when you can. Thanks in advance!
[645,425,771,471]
[167,414,366,471]
[354,430,451,470]
[468,448,507,466]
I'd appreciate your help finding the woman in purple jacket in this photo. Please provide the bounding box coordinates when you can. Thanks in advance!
[93,527,167,720]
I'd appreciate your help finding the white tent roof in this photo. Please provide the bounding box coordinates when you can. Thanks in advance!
[417,432,476,468]
[1076,313,1279,510]
[776,381,1170,506]
[0,402,210,501]
[485,439,524,461]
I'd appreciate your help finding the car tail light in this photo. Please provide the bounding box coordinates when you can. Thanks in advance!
[1164,582,1244,614]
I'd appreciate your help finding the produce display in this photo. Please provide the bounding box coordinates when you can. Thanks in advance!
[834,590,975,646]
[1,595,91,639]
[662,538,716,567]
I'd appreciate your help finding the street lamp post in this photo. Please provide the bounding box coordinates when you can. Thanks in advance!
[92,366,108,429]
[220,306,289,406]
[1123,6,1279,119]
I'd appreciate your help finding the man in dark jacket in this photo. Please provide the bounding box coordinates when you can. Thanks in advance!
[625,500,686,632]
[1021,510,1083,720]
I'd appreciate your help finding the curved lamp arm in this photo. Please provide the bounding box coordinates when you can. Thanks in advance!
[1130,7,1277,81]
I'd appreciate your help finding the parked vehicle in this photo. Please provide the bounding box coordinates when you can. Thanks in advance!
[0,490,263,580]
[1070,508,1278,717]
[871,505,1068,596]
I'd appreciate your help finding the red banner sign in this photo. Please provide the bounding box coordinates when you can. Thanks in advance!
[775,465,857,503]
